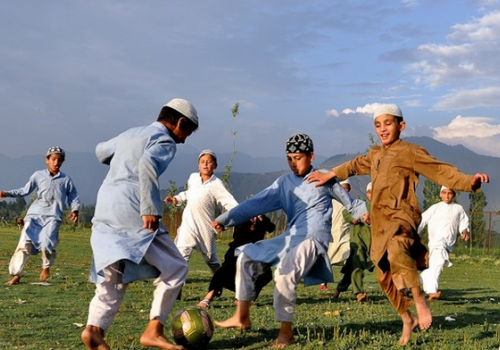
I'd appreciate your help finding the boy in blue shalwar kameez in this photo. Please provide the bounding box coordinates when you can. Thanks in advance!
[1,146,80,285]
[81,98,199,350]
[212,133,368,348]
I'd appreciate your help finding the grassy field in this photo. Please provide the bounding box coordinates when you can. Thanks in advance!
[0,226,499,350]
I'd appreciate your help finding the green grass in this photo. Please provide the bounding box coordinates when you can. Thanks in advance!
[0,226,499,350]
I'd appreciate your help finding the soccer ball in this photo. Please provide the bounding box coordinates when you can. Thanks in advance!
[170,307,214,350]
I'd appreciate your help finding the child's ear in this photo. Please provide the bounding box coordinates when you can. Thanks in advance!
[399,121,407,132]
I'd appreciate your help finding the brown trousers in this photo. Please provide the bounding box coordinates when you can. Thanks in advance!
[376,227,428,314]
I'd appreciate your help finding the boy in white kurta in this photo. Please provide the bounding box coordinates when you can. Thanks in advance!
[0,146,80,285]
[165,150,238,274]
[418,186,470,301]
[81,98,199,350]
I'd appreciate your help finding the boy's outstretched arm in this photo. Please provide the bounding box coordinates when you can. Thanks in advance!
[471,173,489,191]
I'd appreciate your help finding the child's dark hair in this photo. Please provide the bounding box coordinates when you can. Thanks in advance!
[157,106,199,132]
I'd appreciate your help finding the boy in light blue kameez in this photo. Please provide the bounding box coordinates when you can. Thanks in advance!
[1,146,80,286]
[81,98,199,350]
[213,133,368,348]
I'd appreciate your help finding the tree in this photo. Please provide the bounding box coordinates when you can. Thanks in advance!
[422,179,441,211]
[469,190,487,247]
[222,103,239,189]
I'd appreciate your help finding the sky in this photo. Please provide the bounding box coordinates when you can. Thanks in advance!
[1,0,500,160]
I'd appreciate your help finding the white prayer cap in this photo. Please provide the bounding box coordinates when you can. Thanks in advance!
[164,98,199,126]
[366,182,372,192]
[440,185,455,193]
[198,149,217,162]
[373,103,403,120]
[340,179,350,185]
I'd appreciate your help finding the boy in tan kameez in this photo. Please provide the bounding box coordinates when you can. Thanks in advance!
[308,104,489,345]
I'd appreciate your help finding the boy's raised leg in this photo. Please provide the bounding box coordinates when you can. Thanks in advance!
[81,325,111,350]
[5,275,21,285]
[40,268,50,281]
[269,321,294,348]
[139,319,186,350]
[214,300,251,329]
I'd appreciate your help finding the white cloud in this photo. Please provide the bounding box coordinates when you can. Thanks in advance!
[433,115,500,138]
[432,115,500,156]
[407,10,500,87]
[326,109,340,117]
[434,86,500,110]
[341,103,381,116]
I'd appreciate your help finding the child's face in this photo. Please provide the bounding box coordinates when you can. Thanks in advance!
[45,153,65,175]
[198,154,217,177]
[374,114,406,146]
[286,152,314,177]
[440,189,455,204]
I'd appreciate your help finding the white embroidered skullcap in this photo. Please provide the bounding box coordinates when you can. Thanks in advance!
[373,103,403,120]
[440,185,455,193]
[46,146,65,158]
[164,98,199,126]
[198,149,217,162]
[366,182,372,192]
[340,179,350,185]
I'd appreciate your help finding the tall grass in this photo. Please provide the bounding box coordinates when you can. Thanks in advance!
[0,226,499,349]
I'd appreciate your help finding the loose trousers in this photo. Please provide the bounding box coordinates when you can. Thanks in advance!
[235,239,318,323]
[86,233,188,331]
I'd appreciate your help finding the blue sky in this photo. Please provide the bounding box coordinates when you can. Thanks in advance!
[1,0,499,159]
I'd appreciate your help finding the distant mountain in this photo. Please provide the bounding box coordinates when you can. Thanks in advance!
[0,137,496,210]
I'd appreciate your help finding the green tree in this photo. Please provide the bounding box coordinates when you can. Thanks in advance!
[422,179,441,211]
[469,190,487,247]
[222,102,239,189]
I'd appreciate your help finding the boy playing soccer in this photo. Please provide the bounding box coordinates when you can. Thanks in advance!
[212,133,368,348]
[0,146,80,285]
[308,104,489,345]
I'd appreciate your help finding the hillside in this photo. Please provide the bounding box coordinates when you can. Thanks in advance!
[0,136,497,210]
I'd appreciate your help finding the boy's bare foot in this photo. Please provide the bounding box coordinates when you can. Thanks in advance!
[399,311,418,345]
[40,268,50,281]
[214,315,251,330]
[356,293,367,303]
[140,319,186,350]
[5,275,21,286]
[197,299,211,309]
[428,291,441,302]
[414,293,432,331]
[269,322,294,348]
[81,325,111,350]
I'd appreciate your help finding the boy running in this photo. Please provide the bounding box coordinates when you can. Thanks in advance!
[1,146,80,285]
[418,186,470,301]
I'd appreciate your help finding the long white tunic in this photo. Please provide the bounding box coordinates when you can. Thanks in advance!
[89,122,177,284]
[174,172,238,256]
[216,168,368,286]
[418,201,469,254]
[4,169,81,252]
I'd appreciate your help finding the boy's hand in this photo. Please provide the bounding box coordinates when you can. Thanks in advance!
[307,170,337,187]
[0,191,6,199]
[361,212,371,225]
[69,211,79,223]
[164,196,178,205]
[142,215,160,232]
[211,220,225,232]
[471,173,489,191]
[461,229,470,241]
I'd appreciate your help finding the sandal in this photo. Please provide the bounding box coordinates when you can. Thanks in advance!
[198,299,211,309]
